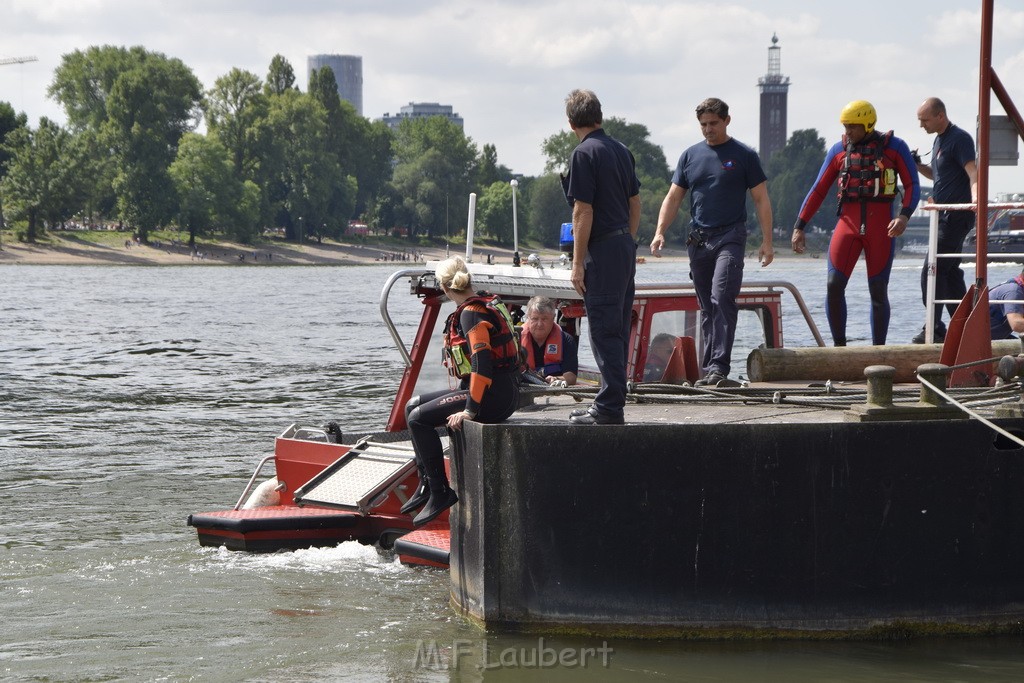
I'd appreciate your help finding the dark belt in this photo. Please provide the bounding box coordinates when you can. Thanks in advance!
[693,222,745,238]
[589,227,631,243]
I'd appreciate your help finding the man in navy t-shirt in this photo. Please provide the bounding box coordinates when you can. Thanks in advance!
[989,273,1024,340]
[650,98,774,386]
[912,97,979,344]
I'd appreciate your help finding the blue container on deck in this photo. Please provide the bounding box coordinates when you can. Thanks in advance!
[559,222,574,257]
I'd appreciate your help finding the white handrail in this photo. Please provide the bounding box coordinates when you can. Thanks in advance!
[919,202,1024,343]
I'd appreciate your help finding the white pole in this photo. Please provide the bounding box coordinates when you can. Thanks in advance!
[925,209,939,343]
[510,179,519,256]
[465,193,476,262]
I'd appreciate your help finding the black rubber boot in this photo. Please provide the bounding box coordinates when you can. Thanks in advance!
[400,463,429,515]
[413,477,459,527]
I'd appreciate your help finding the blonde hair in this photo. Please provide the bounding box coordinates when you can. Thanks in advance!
[435,256,472,293]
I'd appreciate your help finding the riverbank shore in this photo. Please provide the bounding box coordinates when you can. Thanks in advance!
[0,233,440,266]
[0,233,695,266]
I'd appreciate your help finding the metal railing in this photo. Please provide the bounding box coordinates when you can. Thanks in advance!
[377,266,828,367]
[233,454,277,511]
[920,201,1024,344]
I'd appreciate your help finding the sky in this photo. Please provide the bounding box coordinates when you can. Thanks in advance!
[3,0,1024,197]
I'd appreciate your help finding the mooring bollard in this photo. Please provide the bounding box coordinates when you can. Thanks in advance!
[864,365,896,408]
[916,363,950,407]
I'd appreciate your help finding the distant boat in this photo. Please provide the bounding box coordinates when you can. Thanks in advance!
[966,230,1024,263]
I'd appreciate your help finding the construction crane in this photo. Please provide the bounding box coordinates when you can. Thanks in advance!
[0,56,38,67]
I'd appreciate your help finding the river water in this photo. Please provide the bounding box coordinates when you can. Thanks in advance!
[2,258,1023,682]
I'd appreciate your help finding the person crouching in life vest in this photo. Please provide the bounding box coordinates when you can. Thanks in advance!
[401,256,522,527]
[520,296,578,386]
[791,100,920,346]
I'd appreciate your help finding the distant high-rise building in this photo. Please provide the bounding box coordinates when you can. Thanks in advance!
[307,54,362,116]
[379,102,464,130]
[757,34,790,165]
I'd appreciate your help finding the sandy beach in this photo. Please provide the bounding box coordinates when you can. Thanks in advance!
[0,233,694,266]
[0,233,444,266]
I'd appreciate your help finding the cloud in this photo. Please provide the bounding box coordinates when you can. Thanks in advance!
[1,0,1022,195]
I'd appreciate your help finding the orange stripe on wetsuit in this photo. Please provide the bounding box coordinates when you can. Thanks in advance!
[463,313,496,411]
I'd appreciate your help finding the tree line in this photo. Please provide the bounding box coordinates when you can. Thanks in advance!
[0,45,834,250]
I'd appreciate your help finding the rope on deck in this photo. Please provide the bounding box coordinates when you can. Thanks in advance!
[520,377,1024,417]
[917,374,1024,449]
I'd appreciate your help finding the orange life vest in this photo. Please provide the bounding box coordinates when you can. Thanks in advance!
[443,294,522,378]
[839,130,898,203]
[520,325,565,376]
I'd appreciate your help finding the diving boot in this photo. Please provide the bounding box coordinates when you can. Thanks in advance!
[400,466,429,515]
[413,484,459,527]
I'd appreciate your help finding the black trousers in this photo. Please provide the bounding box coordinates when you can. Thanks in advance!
[405,373,519,482]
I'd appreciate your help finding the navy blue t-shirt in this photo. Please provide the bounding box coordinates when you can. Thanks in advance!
[931,123,975,204]
[566,129,641,238]
[989,277,1024,339]
[671,137,766,230]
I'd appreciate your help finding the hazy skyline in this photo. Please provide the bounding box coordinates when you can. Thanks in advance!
[2,0,1023,196]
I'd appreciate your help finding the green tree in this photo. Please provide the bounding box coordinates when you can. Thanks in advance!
[104,54,203,241]
[766,129,830,234]
[50,46,203,241]
[235,180,262,243]
[73,128,117,224]
[308,66,394,220]
[265,55,296,96]
[541,130,576,175]
[262,90,340,241]
[477,143,513,189]
[636,175,677,246]
[476,181,526,245]
[308,66,359,232]
[1,119,85,242]
[541,117,675,246]
[169,133,251,247]
[390,117,478,239]
[48,45,150,132]
[354,119,395,218]
[604,118,674,245]
[205,68,268,180]
[0,101,27,169]
[526,174,571,247]
[604,118,670,181]
[0,101,29,240]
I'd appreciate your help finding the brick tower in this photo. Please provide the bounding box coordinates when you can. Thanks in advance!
[757,34,790,165]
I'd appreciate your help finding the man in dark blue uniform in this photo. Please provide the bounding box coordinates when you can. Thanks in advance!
[563,89,641,425]
[651,98,774,385]
[912,97,978,344]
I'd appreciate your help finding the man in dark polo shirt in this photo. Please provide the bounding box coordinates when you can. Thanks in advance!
[912,97,978,344]
[563,89,641,425]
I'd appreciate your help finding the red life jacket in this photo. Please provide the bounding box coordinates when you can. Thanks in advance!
[520,325,565,376]
[443,294,522,378]
[839,130,898,203]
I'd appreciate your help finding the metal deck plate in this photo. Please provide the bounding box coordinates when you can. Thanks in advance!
[295,441,416,513]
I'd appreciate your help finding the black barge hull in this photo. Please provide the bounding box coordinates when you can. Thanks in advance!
[450,413,1024,637]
